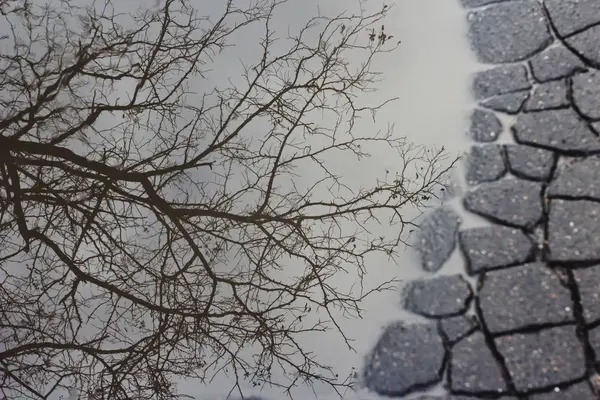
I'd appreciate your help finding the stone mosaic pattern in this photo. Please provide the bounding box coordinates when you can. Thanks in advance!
[362,1,600,398]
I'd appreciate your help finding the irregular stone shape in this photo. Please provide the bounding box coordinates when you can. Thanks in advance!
[449,331,507,394]
[587,324,600,361]
[529,381,597,399]
[472,65,530,101]
[513,108,600,154]
[478,262,573,334]
[463,178,543,229]
[547,200,600,263]
[547,156,600,199]
[465,145,506,185]
[459,226,534,275]
[544,0,600,37]
[566,25,600,67]
[468,109,503,142]
[439,315,477,344]
[404,275,473,318]
[529,45,586,82]
[363,322,445,396]
[572,265,600,324]
[481,91,529,114]
[572,70,600,119]
[495,326,587,393]
[467,1,552,64]
[524,80,569,111]
[505,144,556,181]
[415,207,462,272]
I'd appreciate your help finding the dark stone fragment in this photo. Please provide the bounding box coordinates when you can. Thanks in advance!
[459,226,534,275]
[404,275,473,318]
[547,200,600,263]
[439,315,477,344]
[495,326,586,393]
[415,207,462,272]
[572,265,600,324]
[572,70,600,119]
[363,322,445,396]
[481,91,529,114]
[478,262,573,334]
[529,45,586,82]
[463,178,543,229]
[529,381,597,399]
[547,155,600,199]
[472,65,530,101]
[468,109,503,142]
[505,144,556,181]
[524,80,569,111]
[544,0,600,37]
[513,108,600,154]
[466,1,552,63]
[465,145,506,185]
[449,331,507,394]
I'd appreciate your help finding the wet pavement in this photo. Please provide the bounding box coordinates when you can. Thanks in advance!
[363,1,600,399]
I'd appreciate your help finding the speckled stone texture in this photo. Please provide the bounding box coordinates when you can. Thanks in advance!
[528,45,586,83]
[481,91,529,114]
[566,25,600,67]
[415,207,462,272]
[545,0,600,37]
[495,326,587,393]
[363,322,445,396]
[524,80,569,111]
[478,263,573,334]
[439,315,477,344]
[465,145,506,185]
[468,109,503,142]
[472,65,530,101]
[572,265,600,324]
[528,381,597,399]
[572,70,600,120]
[505,144,556,181]
[404,275,473,318]
[547,156,600,199]
[463,178,543,229]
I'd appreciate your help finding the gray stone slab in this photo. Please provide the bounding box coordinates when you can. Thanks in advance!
[529,381,597,399]
[439,315,478,344]
[478,262,574,334]
[404,275,473,318]
[529,44,586,82]
[468,109,503,142]
[481,91,529,114]
[547,156,600,199]
[467,1,552,64]
[572,70,600,120]
[572,265,600,324]
[524,80,569,112]
[587,324,600,361]
[472,65,531,101]
[513,108,600,154]
[505,144,556,181]
[463,178,543,229]
[544,0,600,37]
[566,25,600,67]
[416,207,462,272]
[459,226,534,275]
[449,331,508,394]
[363,322,445,396]
[495,326,587,393]
[547,200,600,263]
[465,145,506,185]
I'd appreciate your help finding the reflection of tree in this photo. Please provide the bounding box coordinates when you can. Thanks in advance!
[0,0,454,398]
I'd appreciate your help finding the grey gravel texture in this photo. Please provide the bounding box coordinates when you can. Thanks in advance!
[572,265,600,324]
[529,45,586,83]
[547,156,600,199]
[572,70,600,120]
[524,80,569,112]
[505,144,556,181]
[472,64,530,101]
[566,25,600,67]
[468,109,503,142]
[404,275,473,318]
[529,381,597,399]
[465,145,506,185]
[415,207,462,272]
[481,91,529,114]
[545,0,600,37]
[478,263,573,334]
[439,315,478,344]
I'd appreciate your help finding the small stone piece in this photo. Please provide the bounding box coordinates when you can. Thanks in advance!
[529,381,597,399]
[481,91,529,114]
[513,108,600,154]
[544,0,600,37]
[572,265,600,324]
[468,109,503,142]
[404,275,473,318]
[529,45,586,82]
[572,70,600,120]
[465,145,506,185]
[495,326,587,393]
[472,65,530,101]
[478,262,574,334]
[415,207,462,272]
[567,25,600,67]
[439,315,477,344]
[505,144,556,181]
[548,200,600,263]
[449,331,507,394]
[459,226,534,275]
[547,155,600,199]
[467,1,552,64]
[463,178,543,229]
[363,322,445,396]
[524,80,569,111]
